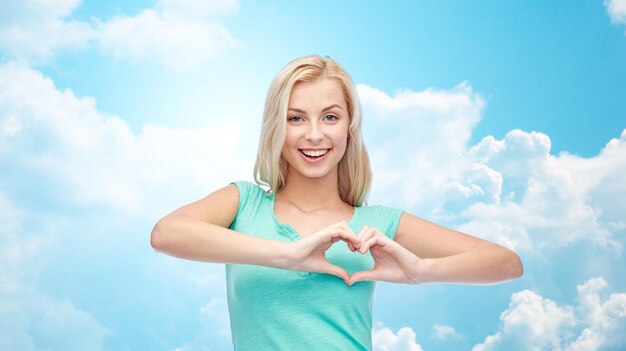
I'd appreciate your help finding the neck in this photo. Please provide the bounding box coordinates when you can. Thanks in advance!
[278,168,344,212]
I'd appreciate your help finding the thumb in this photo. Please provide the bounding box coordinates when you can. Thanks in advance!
[321,263,350,284]
[349,269,380,285]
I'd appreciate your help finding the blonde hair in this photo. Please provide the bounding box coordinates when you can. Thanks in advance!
[253,55,372,206]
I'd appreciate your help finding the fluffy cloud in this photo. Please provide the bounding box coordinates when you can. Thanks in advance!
[171,298,232,350]
[0,286,111,351]
[373,325,424,351]
[566,278,626,350]
[0,193,110,351]
[157,0,239,18]
[431,323,463,341]
[0,60,249,348]
[360,83,626,253]
[0,0,240,69]
[2,58,625,349]
[605,0,626,25]
[458,130,626,252]
[0,61,249,214]
[0,0,93,62]
[472,277,626,351]
[96,0,240,70]
[199,298,231,340]
[360,82,485,211]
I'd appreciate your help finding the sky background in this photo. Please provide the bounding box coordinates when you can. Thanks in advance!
[1,0,626,350]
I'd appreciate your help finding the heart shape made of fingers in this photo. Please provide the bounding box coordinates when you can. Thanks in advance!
[341,226,422,286]
[288,222,421,285]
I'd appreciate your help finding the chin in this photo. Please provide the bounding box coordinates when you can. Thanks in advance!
[299,170,333,179]
[290,165,337,180]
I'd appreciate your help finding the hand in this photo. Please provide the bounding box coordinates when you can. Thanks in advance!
[280,221,361,284]
[348,226,424,285]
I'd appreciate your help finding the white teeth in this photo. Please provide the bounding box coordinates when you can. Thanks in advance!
[301,149,328,157]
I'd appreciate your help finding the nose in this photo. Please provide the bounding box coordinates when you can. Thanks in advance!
[305,121,323,143]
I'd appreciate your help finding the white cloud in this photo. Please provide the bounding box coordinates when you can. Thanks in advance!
[0,193,110,351]
[566,277,626,350]
[457,129,626,252]
[0,0,94,62]
[156,0,240,18]
[0,61,249,348]
[1,57,625,349]
[431,323,463,341]
[605,0,626,25]
[0,61,249,214]
[96,0,241,70]
[168,298,232,351]
[373,324,424,351]
[0,0,240,69]
[472,290,576,351]
[472,277,626,351]
[360,82,483,161]
[0,288,111,351]
[360,82,626,254]
[200,298,231,337]
[360,83,485,212]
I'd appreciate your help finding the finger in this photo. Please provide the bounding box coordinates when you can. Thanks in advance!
[349,269,381,285]
[339,222,360,248]
[357,225,370,237]
[359,227,378,253]
[358,227,372,247]
[361,234,388,254]
[354,225,370,250]
[347,241,356,252]
[328,228,360,246]
[312,228,352,245]
[320,262,350,284]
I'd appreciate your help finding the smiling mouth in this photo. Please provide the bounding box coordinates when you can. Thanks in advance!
[299,148,330,159]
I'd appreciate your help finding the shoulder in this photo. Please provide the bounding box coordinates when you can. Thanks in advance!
[231,180,267,197]
[357,204,404,240]
[230,180,271,211]
[359,204,403,217]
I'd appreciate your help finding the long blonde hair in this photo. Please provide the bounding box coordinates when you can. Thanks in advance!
[253,55,371,206]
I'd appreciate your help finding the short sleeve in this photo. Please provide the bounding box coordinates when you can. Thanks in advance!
[230,181,252,217]
[229,181,268,230]
[381,206,404,240]
[359,205,404,240]
[229,181,254,230]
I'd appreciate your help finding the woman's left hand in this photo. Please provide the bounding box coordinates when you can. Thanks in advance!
[348,226,424,285]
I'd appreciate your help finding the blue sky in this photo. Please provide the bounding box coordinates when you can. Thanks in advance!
[1,1,626,350]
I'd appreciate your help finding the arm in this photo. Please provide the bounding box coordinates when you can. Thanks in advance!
[150,184,286,267]
[349,213,523,285]
[394,212,523,285]
[151,184,361,282]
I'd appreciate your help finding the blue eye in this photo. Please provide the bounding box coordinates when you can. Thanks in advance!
[323,114,338,121]
[288,116,304,122]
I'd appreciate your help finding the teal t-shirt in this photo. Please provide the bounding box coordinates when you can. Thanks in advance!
[226,181,403,351]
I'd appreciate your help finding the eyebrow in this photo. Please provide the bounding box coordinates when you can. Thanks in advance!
[287,104,343,114]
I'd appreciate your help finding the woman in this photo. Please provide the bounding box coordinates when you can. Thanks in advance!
[151,55,523,350]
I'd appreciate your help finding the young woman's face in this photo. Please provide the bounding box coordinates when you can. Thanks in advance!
[282,78,350,182]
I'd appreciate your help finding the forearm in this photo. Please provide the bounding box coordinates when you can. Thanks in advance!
[151,215,287,268]
[418,242,523,285]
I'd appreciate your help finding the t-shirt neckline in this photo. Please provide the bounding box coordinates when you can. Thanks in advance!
[269,193,359,239]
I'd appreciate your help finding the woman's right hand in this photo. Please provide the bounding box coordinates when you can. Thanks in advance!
[278,221,361,284]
